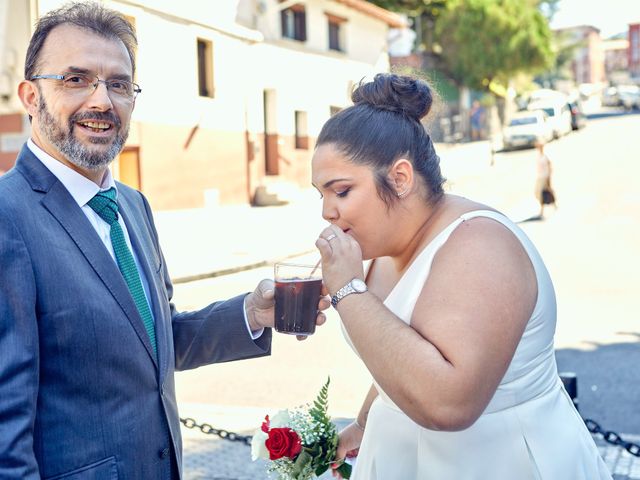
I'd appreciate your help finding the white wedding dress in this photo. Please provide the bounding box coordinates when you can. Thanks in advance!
[346,210,612,480]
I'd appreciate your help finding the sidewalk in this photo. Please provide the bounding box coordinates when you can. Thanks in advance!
[178,405,640,479]
[153,140,638,478]
[177,403,640,480]
[153,141,495,283]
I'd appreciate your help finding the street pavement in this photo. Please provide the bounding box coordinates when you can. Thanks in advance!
[153,137,640,479]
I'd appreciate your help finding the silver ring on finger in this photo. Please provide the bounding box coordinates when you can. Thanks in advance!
[326,233,337,242]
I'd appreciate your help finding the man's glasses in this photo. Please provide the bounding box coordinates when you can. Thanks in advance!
[30,73,142,100]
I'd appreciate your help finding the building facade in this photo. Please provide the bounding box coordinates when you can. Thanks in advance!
[555,25,606,86]
[0,0,404,208]
[629,23,640,80]
[602,36,629,85]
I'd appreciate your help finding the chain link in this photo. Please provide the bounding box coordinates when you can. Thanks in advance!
[180,416,640,457]
[585,419,640,457]
[180,417,252,446]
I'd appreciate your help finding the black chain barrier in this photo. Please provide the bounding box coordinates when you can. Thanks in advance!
[179,417,252,446]
[179,374,639,457]
[585,419,640,457]
[180,415,640,457]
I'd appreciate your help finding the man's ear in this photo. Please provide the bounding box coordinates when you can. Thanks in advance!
[18,80,40,118]
[388,158,414,196]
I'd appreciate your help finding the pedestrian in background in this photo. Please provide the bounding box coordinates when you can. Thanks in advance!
[0,2,327,479]
[534,140,557,218]
[470,99,485,140]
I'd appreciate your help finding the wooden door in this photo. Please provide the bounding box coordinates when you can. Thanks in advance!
[117,147,141,190]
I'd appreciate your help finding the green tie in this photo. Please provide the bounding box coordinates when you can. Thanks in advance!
[87,188,157,356]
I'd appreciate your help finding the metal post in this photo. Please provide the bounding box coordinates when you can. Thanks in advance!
[559,372,579,412]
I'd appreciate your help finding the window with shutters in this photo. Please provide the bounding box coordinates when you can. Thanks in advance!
[197,38,214,98]
[281,4,306,42]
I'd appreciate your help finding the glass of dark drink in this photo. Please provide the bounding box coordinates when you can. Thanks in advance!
[274,262,322,336]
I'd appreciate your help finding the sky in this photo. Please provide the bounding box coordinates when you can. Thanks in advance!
[550,0,640,38]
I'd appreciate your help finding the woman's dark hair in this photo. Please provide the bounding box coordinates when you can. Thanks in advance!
[24,1,137,80]
[316,73,445,206]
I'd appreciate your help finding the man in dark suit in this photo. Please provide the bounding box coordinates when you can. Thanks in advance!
[0,3,327,478]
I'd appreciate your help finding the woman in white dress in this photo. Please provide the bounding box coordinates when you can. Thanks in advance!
[312,73,611,479]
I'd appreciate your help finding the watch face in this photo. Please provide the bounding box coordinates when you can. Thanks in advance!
[351,278,367,293]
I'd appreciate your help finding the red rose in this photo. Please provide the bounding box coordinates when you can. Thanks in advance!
[261,415,270,433]
[265,427,302,460]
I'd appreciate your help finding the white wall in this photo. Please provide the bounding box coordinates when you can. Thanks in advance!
[4,0,390,133]
[0,0,32,113]
[109,0,390,139]
[239,0,391,65]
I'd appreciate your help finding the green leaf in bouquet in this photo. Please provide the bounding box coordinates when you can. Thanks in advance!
[291,449,313,477]
[315,462,329,477]
[309,378,331,425]
[335,461,352,479]
[309,444,322,458]
[327,432,339,455]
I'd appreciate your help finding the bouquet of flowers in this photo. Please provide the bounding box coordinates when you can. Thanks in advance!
[251,378,352,480]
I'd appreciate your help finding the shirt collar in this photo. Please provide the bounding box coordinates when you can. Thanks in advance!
[27,138,117,207]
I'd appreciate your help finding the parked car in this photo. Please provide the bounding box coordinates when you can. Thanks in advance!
[567,100,586,130]
[617,85,640,110]
[601,86,620,107]
[502,110,554,150]
[527,100,573,138]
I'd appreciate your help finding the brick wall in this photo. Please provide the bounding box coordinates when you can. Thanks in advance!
[0,113,30,174]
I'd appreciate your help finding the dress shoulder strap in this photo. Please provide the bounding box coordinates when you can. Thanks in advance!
[384,210,519,322]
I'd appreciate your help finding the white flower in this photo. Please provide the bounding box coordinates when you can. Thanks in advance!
[251,430,269,461]
[270,409,291,428]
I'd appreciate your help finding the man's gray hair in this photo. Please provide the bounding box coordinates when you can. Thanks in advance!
[24,1,137,79]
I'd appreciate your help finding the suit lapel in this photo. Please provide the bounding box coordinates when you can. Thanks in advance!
[16,146,158,368]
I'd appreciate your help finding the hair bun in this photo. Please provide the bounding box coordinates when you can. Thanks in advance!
[352,73,433,121]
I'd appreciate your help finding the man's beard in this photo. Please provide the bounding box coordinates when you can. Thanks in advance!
[37,97,129,171]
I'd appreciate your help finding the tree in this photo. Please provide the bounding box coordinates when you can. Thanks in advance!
[535,29,586,87]
[371,0,555,92]
[368,0,447,52]
[433,0,554,91]
[367,0,445,15]
[536,0,561,21]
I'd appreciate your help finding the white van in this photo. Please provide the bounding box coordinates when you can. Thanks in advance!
[502,110,554,150]
[527,100,572,138]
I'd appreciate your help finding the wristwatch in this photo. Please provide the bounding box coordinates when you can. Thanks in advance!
[331,278,368,307]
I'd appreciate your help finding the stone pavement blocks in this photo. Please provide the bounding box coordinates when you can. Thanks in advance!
[181,424,640,480]
[596,434,640,480]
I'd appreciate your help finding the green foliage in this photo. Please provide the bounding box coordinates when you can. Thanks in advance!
[335,461,353,478]
[308,378,338,477]
[535,29,586,86]
[368,0,446,16]
[309,377,331,426]
[372,0,555,91]
[369,0,447,52]
[434,0,554,90]
[291,450,313,478]
[536,0,560,21]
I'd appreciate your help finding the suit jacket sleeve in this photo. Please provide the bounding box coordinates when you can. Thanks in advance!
[137,193,272,371]
[0,209,40,479]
